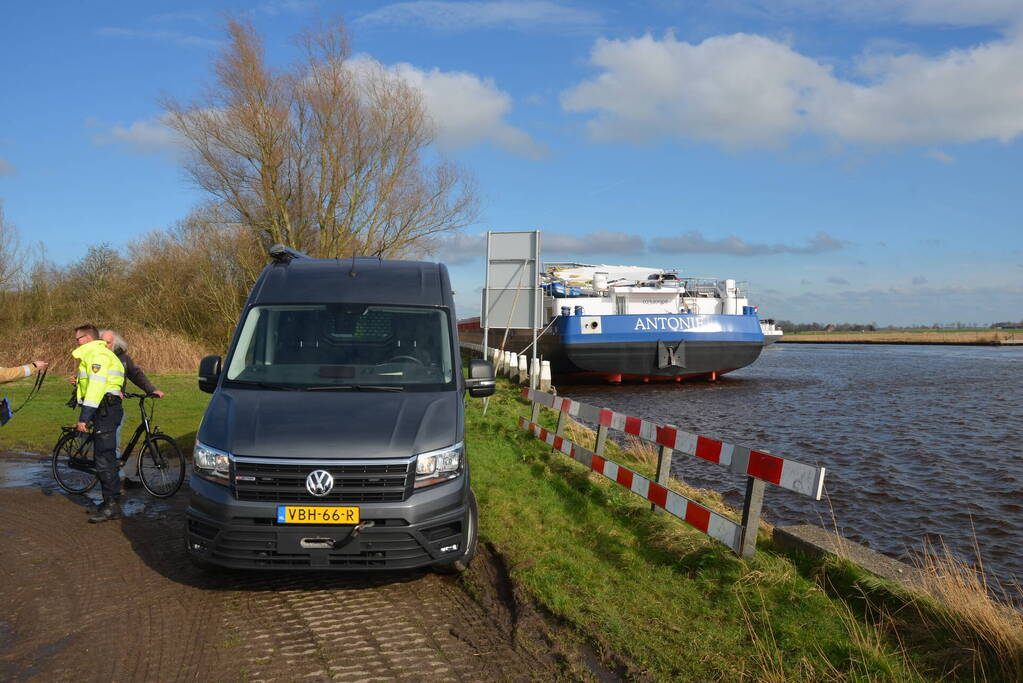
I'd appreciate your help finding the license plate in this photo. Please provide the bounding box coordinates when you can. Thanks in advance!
[277,506,360,524]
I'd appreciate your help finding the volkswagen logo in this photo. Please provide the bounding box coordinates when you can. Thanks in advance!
[305,469,334,497]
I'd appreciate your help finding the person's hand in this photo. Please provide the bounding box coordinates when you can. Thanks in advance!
[32,361,48,371]
[153,390,165,399]
[68,375,78,386]
[75,421,88,433]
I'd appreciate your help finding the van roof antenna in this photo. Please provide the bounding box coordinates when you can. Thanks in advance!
[268,244,308,263]
[349,253,357,278]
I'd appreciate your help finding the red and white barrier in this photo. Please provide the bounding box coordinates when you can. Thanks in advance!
[521,388,825,500]
[518,417,742,553]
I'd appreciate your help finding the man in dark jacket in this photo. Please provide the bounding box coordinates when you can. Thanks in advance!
[100,330,164,487]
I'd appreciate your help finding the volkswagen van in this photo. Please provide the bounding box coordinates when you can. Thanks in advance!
[185,247,495,571]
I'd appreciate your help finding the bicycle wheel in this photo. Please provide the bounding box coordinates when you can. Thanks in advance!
[52,431,99,494]
[138,433,185,498]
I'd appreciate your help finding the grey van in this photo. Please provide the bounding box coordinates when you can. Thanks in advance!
[185,247,495,571]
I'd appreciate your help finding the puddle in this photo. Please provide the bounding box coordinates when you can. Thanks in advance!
[0,454,51,488]
[0,453,180,518]
[121,498,175,520]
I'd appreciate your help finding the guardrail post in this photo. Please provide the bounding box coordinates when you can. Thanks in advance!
[652,444,672,514]
[739,475,766,559]
[553,405,567,453]
[594,424,608,455]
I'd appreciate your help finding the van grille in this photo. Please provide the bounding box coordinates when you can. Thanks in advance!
[232,458,412,503]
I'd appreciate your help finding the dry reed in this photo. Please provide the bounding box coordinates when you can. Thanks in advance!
[1,322,213,375]
[911,537,1023,680]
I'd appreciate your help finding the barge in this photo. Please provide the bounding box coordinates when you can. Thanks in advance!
[460,263,765,383]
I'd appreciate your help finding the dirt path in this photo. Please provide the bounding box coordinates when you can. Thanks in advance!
[0,455,596,681]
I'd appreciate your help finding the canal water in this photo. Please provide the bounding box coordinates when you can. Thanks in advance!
[556,343,1023,587]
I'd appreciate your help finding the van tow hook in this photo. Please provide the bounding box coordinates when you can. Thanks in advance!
[332,520,375,549]
[350,520,375,538]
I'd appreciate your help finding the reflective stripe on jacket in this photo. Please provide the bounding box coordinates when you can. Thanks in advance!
[72,340,125,422]
[0,364,37,384]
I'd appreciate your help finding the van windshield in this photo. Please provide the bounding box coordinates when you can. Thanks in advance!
[224,304,454,390]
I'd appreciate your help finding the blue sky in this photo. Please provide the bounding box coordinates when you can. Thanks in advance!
[2,0,1022,325]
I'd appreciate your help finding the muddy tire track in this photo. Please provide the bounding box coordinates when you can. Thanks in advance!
[0,465,587,682]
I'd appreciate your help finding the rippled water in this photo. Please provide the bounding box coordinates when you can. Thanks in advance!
[557,343,1023,586]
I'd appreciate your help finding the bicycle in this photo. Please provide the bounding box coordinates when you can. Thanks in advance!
[51,392,185,498]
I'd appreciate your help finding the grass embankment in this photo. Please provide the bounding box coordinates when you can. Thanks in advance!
[3,371,1020,679]
[780,329,1022,344]
[466,378,1023,680]
[0,373,205,454]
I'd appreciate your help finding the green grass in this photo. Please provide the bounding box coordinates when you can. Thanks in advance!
[0,368,985,679]
[466,380,930,681]
[0,373,207,455]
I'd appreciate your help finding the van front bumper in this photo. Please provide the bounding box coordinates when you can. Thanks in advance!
[185,474,470,570]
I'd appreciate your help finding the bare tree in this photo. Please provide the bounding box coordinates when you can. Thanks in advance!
[129,204,266,344]
[163,18,478,259]
[0,202,24,290]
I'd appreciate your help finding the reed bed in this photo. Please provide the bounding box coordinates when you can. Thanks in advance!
[1,322,213,375]
[910,538,1023,680]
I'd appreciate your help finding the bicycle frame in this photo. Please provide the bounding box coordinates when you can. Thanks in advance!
[62,394,162,472]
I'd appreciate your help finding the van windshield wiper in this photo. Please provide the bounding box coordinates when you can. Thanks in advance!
[237,381,304,391]
[306,384,405,392]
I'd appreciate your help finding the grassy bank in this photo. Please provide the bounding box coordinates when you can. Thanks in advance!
[2,370,1019,679]
[0,373,205,454]
[779,329,1022,344]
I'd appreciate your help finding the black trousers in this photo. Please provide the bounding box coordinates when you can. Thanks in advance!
[93,398,124,500]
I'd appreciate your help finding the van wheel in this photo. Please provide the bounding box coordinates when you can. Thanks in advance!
[434,490,478,574]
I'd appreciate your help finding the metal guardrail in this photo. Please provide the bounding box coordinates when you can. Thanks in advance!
[519,388,827,558]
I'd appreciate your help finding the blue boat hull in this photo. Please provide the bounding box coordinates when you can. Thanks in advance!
[543,313,764,381]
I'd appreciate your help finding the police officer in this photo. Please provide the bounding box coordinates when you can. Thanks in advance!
[1,360,48,384]
[72,325,126,523]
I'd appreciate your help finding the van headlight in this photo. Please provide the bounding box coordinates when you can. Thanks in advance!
[193,441,231,483]
[414,442,463,489]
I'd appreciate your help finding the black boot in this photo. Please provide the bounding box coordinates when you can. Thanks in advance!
[88,498,123,524]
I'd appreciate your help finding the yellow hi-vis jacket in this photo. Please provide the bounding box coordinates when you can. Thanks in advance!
[72,340,125,423]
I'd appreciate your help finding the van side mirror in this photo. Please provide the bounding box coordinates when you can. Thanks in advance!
[198,355,222,394]
[465,359,495,398]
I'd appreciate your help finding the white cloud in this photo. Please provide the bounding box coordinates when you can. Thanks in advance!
[432,233,486,265]
[0,158,15,176]
[544,230,645,255]
[434,229,646,264]
[754,0,1023,28]
[97,58,544,161]
[92,114,181,156]
[651,230,846,256]
[352,56,547,159]
[562,31,1023,148]
[255,0,318,17]
[357,1,602,32]
[96,27,221,47]
[926,149,955,163]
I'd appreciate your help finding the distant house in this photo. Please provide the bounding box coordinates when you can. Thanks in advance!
[825,324,837,332]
